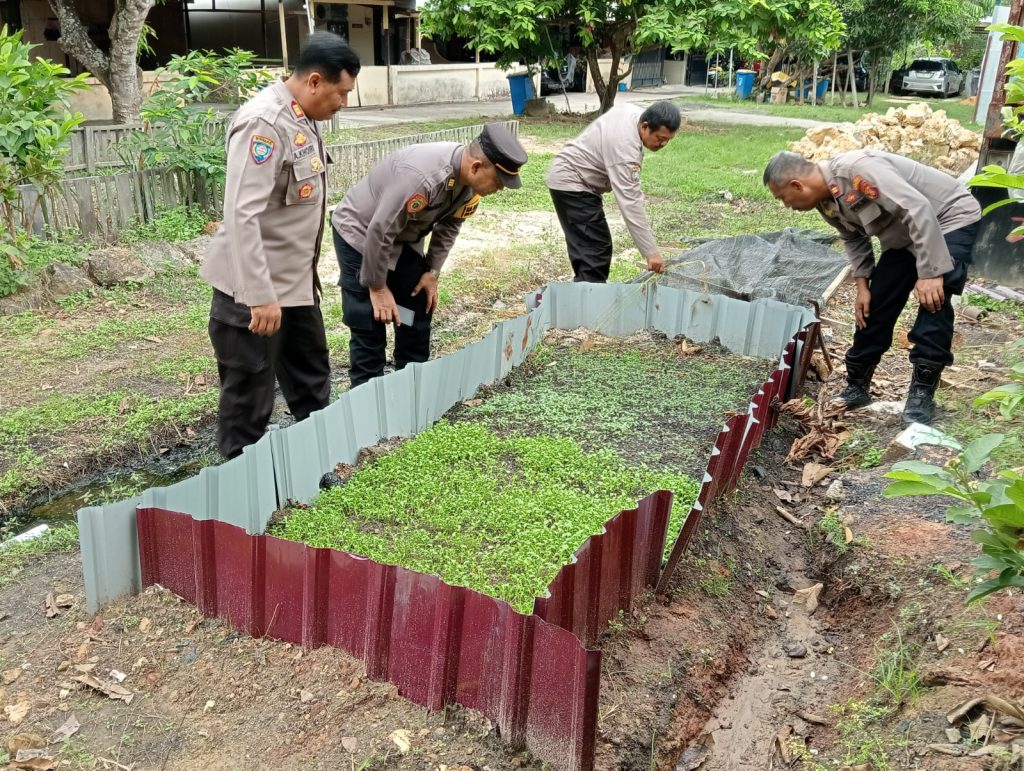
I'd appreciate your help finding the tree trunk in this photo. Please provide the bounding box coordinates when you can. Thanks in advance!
[811,59,818,107]
[847,50,859,108]
[830,51,838,105]
[46,0,154,123]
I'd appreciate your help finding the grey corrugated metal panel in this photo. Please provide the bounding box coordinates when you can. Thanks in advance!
[270,411,329,507]
[503,313,533,370]
[648,284,722,342]
[79,496,143,613]
[416,354,466,430]
[140,434,277,533]
[459,326,502,399]
[346,379,386,449]
[545,282,648,336]
[375,364,418,439]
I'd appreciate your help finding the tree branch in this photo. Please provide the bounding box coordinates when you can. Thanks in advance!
[46,0,110,81]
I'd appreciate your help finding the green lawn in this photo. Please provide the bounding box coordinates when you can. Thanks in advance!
[677,94,979,127]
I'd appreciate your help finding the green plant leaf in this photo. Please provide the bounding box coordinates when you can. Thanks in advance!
[884,480,950,497]
[964,434,1005,474]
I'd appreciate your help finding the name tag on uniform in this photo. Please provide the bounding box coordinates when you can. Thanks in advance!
[294,144,317,161]
[454,194,481,219]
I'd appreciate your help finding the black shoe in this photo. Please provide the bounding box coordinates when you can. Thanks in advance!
[832,362,875,409]
[902,360,944,425]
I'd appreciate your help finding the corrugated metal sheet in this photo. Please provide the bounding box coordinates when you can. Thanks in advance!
[533,491,673,647]
[137,507,600,771]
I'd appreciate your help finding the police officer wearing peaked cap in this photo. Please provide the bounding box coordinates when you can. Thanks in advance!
[763,149,981,426]
[332,123,528,388]
[199,32,360,459]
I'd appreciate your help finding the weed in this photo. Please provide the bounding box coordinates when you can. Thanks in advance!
[931,562,970,590]
[869,625,923,711]
[829,699,901,770]
[964,293,1024,324]
[698,573,730,597]
[815,508,853,555]
[118,206,209,244]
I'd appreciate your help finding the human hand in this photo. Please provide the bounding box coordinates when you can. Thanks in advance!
[411,271,439,314]
[914,277,945,313]
[249,302,282,336]
[369,286,400,325]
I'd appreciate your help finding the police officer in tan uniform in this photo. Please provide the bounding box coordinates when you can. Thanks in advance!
[332,124,528,387]
[764,149,981,425]
[200,33,360,458]
[547,101,681,282]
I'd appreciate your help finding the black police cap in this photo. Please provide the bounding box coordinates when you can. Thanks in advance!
[479,124,528,189]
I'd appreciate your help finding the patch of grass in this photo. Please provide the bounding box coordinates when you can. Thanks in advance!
[870,627,923,710]
[0,523,79,588]
[931,562,970,590]
[324,117,487,144]
[153,352,216,380]
[607,256,644,283]
[53,306,208,359]
[698,573,730,597]
[0,311,54,341]
[22,236,89,272]
[488,152,555,212]
[118,206,209,244]
[272,421,697,612]
[963,293,1024,324]
[828,700,901,770]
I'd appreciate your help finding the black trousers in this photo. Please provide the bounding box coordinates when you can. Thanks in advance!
[846,222,978,370]
[550,188,613,283]
[208,290,331,459]
[335,231,432,388]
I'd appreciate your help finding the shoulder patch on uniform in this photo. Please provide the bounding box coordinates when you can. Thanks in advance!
[250,134,275,165]
[294,131,308,147]
[630,163,642,183]
[853,174,879,200]
[828,179,842,198]
[406,192,428,215]
[455,194,481,219]
[290,100,305,119]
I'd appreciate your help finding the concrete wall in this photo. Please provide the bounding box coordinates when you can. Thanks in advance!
[353,65,389,106]
[585,59,624,93]
[664,59,686,86]
[390,62,512,105]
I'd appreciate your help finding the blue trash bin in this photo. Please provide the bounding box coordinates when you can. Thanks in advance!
[735,69,756,99]
[507,73,535,116]
[801,78,831,101]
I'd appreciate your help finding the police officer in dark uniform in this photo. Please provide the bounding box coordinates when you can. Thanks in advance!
[764,149,981,425]
[332,124,528,387]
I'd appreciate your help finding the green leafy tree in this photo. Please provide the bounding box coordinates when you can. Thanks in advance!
[0,25,88,287]
[119,49,273,184]
[422,0,844,113]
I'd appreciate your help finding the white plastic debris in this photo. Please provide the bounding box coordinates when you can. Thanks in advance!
[0,524,50,550]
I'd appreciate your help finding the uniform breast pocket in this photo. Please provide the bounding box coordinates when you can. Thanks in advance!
[286,159,322,206]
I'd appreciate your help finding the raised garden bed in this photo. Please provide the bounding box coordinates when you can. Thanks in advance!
[271,332,774,613]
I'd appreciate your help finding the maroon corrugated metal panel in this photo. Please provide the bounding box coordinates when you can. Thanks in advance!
[532,490,673,647]
[137,508,601,771]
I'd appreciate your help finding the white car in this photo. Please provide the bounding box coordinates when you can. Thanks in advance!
[902,58,964,98]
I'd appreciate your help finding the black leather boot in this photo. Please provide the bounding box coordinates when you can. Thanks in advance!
[902,360,944,425]
[832,361,876,409]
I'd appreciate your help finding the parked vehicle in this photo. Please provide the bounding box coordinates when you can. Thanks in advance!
[901,57,964,97]
[889,66,908,95]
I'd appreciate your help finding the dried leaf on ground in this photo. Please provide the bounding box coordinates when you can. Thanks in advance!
[7,734,46,755]
[779,399,847,462]
[4,700,31,724]
[11,753,58,771]
[792,584,824,615]
[74,674,134,704]
[3,668,21,684]
[45,593,60,618]
[801,462,833,487]
[947,695,1024,726]
[676,339,702,357]
[389,729,412,754]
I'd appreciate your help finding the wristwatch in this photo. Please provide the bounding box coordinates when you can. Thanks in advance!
[430,268,441,278]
